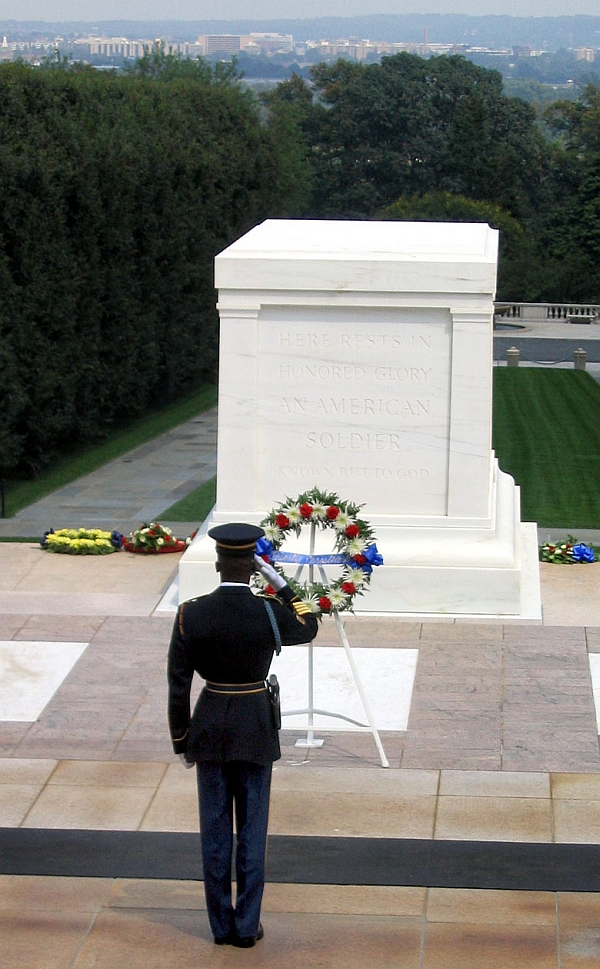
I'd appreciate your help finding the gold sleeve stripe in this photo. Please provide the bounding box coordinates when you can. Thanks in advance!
[178,605,185,636]
[172,729,189,743]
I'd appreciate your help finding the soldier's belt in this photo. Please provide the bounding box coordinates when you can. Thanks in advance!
[205,680,267,695]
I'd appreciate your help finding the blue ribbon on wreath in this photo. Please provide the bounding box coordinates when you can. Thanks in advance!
[573,543,595,563]
[257,536,384,574]
[256,537,274,561]
[273,551,348,565]
[353,543,384,574]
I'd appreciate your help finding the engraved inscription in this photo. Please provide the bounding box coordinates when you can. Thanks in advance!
[278,365,432,382]
[279,397,430,416]
[259,317,451,514]
[278,364,367,380]
[277,465,430,480]
[306,431,404,450]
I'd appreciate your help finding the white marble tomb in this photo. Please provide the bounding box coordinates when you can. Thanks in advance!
[179,219,541,619]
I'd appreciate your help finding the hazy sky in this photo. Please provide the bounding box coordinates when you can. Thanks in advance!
[1,0,600,23]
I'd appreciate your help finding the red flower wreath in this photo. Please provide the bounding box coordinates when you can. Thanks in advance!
[255,487,383,617]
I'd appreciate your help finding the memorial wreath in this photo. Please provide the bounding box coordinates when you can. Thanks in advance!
[123,522,188,554]
[539,536,597,564]
[41,527,122,555]
[254,487,383,616]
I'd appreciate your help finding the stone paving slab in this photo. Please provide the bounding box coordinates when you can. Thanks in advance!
[3,874,599,969]
[5,760,600,844]
[1,608,599,773]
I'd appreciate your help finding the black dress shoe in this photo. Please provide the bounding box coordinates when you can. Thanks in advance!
[214,933,234,945]
[232,923,264,948]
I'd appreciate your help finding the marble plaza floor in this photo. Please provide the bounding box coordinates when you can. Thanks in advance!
[2,543,600,966]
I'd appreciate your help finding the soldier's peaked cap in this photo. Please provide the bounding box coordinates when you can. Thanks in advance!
[208,522,265,557]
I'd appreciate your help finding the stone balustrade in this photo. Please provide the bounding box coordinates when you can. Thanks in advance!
[495,302,600,323]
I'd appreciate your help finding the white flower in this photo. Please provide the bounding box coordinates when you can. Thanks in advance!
[311,503,327,520]
[283,504,302,523]
[329,588,349,609]
[302,594,321,613]
[264,524,283,543]
[346,537,367,556]
[333,511,352,531]
[345,568,366,587]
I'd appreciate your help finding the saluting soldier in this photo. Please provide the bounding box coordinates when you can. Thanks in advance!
[167,522,318,947]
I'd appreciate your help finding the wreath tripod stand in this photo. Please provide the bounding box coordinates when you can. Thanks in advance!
[279,520,389,769]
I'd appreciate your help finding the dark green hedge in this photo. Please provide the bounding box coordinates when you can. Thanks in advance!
[0,57,286,474]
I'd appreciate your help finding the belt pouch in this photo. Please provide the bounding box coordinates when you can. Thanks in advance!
[267,674,281,729]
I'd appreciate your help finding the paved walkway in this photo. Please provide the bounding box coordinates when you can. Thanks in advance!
[0,408,217,539]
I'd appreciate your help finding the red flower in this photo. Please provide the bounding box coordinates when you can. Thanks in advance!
[319,596,332,612]
[353,554,366,565]
[299,503,313,519]
[326,505,340,520]
[275,513,290,528]
[345,524,360,538]
[342,581,355,594]
[265,585,275,596]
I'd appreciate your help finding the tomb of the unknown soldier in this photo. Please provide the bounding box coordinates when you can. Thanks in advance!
[179,219,541,620]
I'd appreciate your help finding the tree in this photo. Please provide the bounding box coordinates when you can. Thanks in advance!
[260,74,314,216]
[301,54,546,223]
[539,85,600,301]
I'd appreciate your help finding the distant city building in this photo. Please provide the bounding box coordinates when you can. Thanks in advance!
[575,47,596,62]
[249,32,294,54]
[196,32,293,56]
[196,34,243,56]
[73,36,146,59]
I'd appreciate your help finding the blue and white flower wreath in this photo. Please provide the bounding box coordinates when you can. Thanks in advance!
[253,487,383,617]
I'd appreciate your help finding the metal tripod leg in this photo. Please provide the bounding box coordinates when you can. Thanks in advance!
[331,609,389,768]
[284,550,389,766]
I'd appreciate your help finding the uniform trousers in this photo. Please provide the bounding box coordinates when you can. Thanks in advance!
[196,760,272,941]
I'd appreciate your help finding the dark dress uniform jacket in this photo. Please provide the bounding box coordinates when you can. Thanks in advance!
[168,584,318,766]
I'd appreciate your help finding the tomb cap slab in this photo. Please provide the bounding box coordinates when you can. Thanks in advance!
[215,220,498,295]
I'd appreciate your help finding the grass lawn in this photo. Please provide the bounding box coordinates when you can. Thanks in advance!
[1,384,217,519]
[160,476,216,522]
[493,368,600,528]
